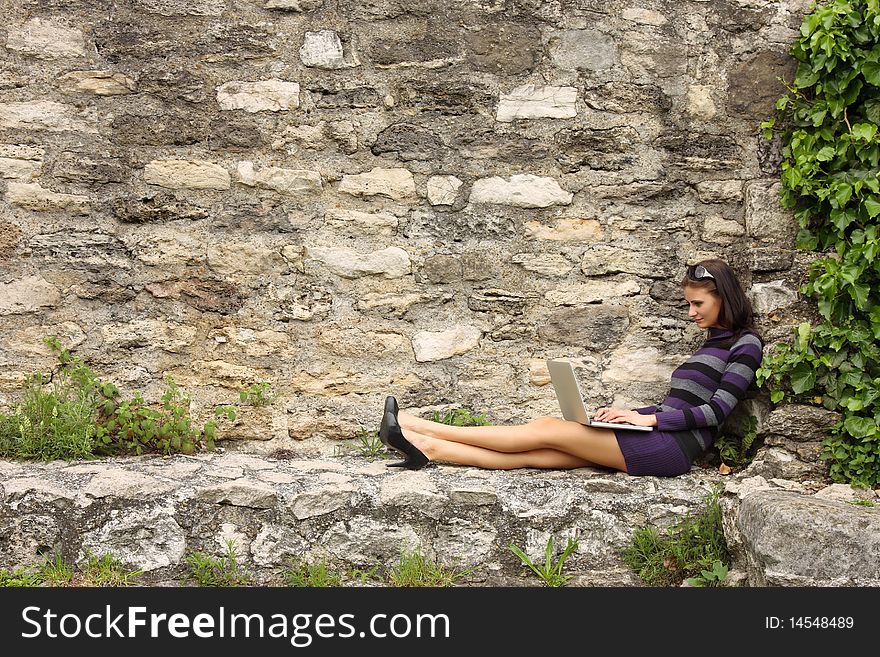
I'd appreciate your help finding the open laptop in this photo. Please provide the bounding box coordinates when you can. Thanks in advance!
[546,359,653,431]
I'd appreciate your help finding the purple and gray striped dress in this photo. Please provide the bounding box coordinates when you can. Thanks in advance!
[615,327,764,477]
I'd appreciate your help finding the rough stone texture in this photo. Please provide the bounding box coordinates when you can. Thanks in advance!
[338,167,416,200]
[0,452,723,586]
[0,0,863,588]
[496,84,579,122]
[216,80,301,112]
[144,160,231,190]
[470,174,573,208]
[723,485,880,586]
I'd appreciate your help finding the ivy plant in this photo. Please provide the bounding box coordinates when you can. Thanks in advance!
[760,0,880,487]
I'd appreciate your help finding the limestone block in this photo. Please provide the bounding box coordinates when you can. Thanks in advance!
[470,174,573,208]
[748,281,799,314]
[744,180,797,244]
[729,51,797,119]
[687,85,717,119]
[0,157,41,180]
[0,145,44,160]
[290,484,357,519]
[197,479,278,508]
[695,180,743,203]
[435,520,498,567]
[338,167,416,201]
[325,209,399,235]
[0,101,97,133]
[213,406,287,443]
[545,280,640,306]
[216,79,301,112]
[171,360,267,389]
[581,245,676,279]
[5,182,90,214]
[102,320,198,353]
[6,18,88,59]
[355,291,433,316]
[286,367,397,396]
[0,275,61,315]
[53,152,126,183]
[537,305,630,349]
[212,327,290,357]
[268,283,333,322]
[144,160,231,190]
[510,253,573,277]
[622,8,668,25]
[703,215,745,245]
[129,232,207,267]
[323,517,421,565]
[306,245,411,278]
[464,22,540,75]
[496,84,578,122]
[260,0,324,9]
[379,471,447,520]
[5,322,86,354]
[619,33,687,79]
[762,404,842,443]
[236,161,322,195]
[133,0,225,16]
[468,289,530,314]
[601,347,681,384]
[426,175,463,206]
[813,483,877,503]
[750,248,794,272]
[85,469,175,498]
[207,241,285,275]
[56,70,136,95]
[412,325,481,362]
[300,30,358,68]
[80,509,186,572]
[524,218,602,241]
[548,30,618,71]
[735,490,880,586]
[317,327,411,358]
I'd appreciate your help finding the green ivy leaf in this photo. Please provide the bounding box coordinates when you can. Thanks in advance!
[863,61,880,86]
[864,196,880,218]
[865,99,880,124]
[791,364,817,394]
[851,122,878,141]
[797,322,812,352]
[844,416,875,438]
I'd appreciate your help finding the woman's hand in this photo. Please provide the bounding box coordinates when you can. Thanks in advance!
[593,407,657,427]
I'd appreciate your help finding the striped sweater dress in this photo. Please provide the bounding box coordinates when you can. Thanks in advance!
[615,327,764,476]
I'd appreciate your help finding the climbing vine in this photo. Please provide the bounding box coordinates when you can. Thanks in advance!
[758,0,880,487]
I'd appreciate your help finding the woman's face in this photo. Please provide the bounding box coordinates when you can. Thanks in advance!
[684,285,723,329]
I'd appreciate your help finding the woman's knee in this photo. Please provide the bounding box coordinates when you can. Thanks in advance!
[531,415,563,428]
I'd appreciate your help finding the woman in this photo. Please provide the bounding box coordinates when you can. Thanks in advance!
[380,259,764,477]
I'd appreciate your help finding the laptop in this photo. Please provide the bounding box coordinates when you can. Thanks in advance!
[546,359,653,431]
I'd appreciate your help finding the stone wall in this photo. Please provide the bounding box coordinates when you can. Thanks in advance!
[0,0,818,444]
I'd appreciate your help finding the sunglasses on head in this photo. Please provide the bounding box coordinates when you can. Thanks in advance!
[687,264,715,280]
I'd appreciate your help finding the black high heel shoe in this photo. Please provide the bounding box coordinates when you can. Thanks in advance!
[379,396,399,447]
[380,411,429,470]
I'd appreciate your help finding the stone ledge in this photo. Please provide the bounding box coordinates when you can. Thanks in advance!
[2,450,877,587]
[0,451,724,586]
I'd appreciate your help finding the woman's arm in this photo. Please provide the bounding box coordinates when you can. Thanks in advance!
[653,334,763,432]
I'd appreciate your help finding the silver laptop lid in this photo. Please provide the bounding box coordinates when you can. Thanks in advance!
[546,359,591,424]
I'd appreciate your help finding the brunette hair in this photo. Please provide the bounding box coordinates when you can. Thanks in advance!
[681,258,763,345]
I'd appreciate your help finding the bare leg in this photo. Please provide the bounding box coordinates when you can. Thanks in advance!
[398,412,627,472]
[403,429,604,470]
